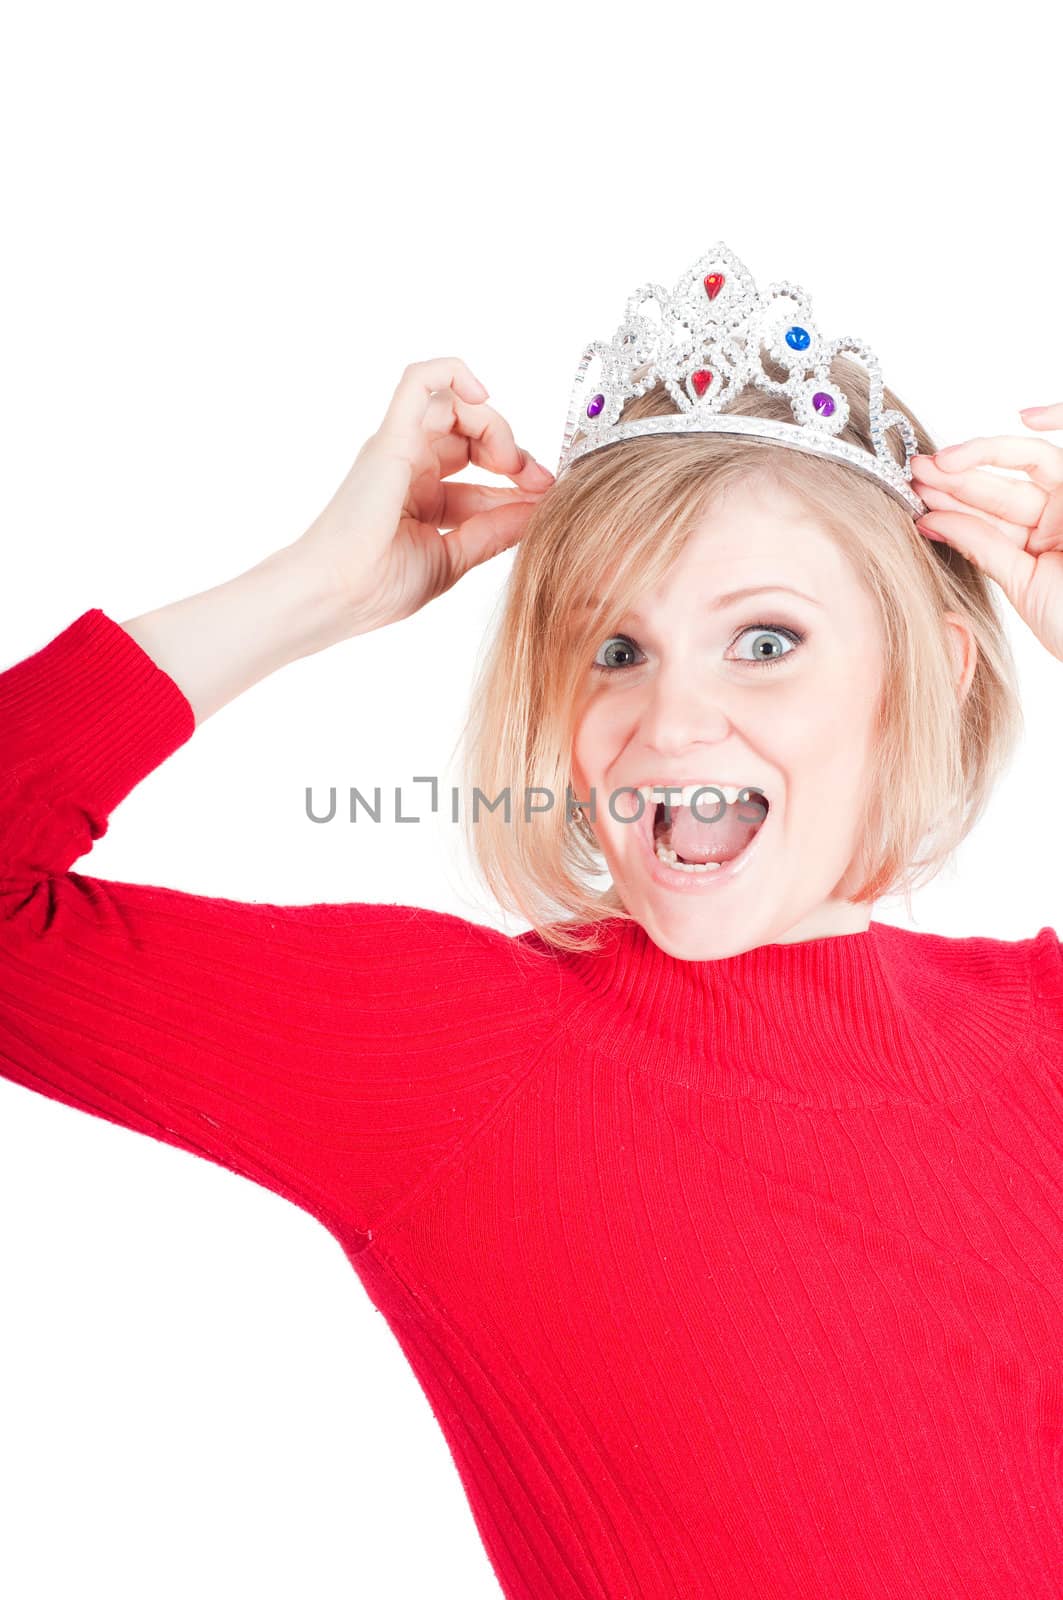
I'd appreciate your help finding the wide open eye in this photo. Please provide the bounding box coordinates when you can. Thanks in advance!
[592,635,645,672]
[731,624,805,669]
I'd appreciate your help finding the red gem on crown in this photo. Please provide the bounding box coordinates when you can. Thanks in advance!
[691,370,714,397]
[703,273,725,300]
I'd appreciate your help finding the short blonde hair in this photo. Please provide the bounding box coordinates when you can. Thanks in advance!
[458,354,1023,954]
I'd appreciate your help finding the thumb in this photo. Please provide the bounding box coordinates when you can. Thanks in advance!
[443,498,544,584]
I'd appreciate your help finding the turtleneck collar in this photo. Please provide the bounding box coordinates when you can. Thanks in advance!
[523,915,1035,1110]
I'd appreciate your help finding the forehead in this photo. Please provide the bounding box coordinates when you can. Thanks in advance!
[686,475,836,549]
[578,476,852,614]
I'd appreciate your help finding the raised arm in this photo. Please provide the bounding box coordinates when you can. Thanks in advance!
[0,359,557,1248]
[118,355,553,726]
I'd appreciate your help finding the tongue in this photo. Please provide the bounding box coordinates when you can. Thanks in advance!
[662,801,764,865]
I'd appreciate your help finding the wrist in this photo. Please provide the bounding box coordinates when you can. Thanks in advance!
[260,542,366,663]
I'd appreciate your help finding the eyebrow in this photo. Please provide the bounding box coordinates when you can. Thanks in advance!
[577,584,824,614]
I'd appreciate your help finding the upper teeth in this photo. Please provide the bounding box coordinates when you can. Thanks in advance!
[638,783,765,808]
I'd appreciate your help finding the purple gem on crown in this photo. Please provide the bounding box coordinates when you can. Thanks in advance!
[586,393,606,418]
[812,391,835,417]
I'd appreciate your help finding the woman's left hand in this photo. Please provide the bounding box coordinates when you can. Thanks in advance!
[909,402,1063,663]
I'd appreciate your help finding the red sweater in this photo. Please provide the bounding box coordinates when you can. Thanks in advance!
[1,608,1062,1599]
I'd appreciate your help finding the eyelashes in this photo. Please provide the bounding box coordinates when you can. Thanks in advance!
[590,623,807,675]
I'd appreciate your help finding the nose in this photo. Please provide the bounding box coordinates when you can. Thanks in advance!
[638,655,733,753]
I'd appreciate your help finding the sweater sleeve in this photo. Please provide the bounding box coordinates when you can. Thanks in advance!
[0,609,553,1247]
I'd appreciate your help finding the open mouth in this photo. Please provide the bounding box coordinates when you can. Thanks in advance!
[648,792,770,876]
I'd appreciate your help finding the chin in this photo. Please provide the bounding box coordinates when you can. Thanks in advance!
[646,911,784,962]
[612,877,787,961]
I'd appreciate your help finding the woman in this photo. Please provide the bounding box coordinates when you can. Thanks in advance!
[2,240,1063,1596]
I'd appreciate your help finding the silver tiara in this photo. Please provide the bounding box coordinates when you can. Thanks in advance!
[555,241,928,518]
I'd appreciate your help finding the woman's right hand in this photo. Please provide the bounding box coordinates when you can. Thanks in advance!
[294,357,556,637]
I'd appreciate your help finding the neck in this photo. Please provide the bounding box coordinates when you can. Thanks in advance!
[772,896,874,944]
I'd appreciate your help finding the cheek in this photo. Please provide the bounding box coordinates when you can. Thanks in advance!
[779,685,880,813]
[571,697,622,781]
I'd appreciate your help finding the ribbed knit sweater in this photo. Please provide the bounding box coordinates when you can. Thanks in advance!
[1,608,1062,1599]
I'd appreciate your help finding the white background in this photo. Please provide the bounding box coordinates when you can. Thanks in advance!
[1,3,1061,1595]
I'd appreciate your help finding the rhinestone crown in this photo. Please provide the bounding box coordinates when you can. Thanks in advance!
[555,241,928,519]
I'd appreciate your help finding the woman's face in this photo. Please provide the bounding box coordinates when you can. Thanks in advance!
[570,475,889,959]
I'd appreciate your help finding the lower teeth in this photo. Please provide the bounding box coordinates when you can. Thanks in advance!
[654,839,725,873]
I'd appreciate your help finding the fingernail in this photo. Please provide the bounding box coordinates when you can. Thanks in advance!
[918,521,946,543]
[1020,406,1045,418]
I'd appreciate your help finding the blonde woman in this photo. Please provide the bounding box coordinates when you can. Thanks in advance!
[2,254,1063,1597]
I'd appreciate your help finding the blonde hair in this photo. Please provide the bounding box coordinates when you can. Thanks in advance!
[457,354,1024,955]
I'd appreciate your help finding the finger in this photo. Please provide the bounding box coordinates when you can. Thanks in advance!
[406,432,552,522]
[1035,486,1063,547]
[441,498,543,584]
[406,384,555,491]
[376,357,492,455]
[1020,402,1063,430]
[932,434,1063,491]
[917,507,1036,599]
[404,433,479,521]
[449,395,555,488]
[402,389,494,473]
[411,479,546,530]
[432,431,478,478]
[913,482,1031,545]
[398,394,470,483]
[439,482,546,529]
[910,456,1047,529]
[430,427,548,485]
[402,429,476,500]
